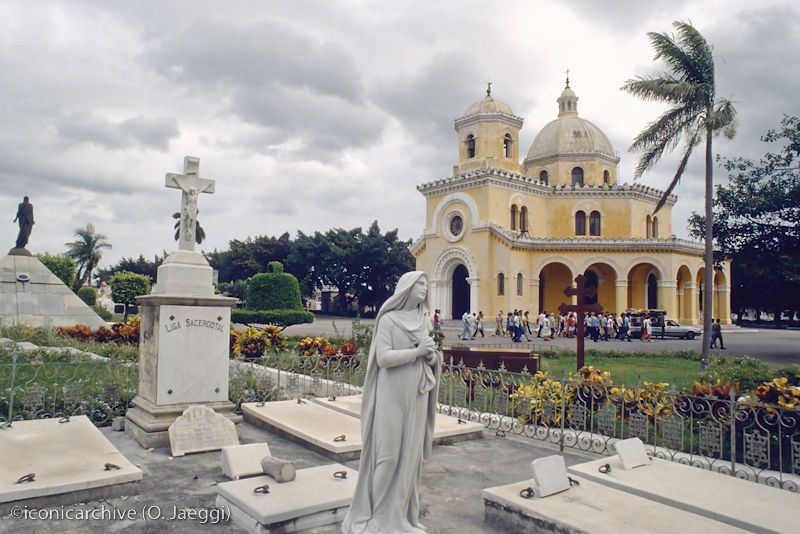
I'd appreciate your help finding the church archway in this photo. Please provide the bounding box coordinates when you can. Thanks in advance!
[582,262,617,311]
[538,262,572,314]
[583,269,599,305]
[452,264,469,319]
[626,261,661,310]
[647,273,658,309]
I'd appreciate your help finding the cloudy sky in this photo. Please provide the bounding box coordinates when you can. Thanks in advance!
[1,0,798,269]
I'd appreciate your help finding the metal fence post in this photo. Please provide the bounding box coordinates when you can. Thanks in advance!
[559,369,566,452]
[5,349,17,426]
[729,389,737,478]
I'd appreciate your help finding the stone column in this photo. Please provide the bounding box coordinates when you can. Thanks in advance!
[715,285,731,324]
[529,278,540,314]
[467,277,479,315]
[657,281,677,319]
[615,279,628,315]
[682,282,699,325]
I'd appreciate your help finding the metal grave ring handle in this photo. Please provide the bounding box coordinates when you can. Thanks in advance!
[599,463,612,474]
[334,434,346,442]
[333,471,348,479]
[253,484,270,495]
[519,487,534,499]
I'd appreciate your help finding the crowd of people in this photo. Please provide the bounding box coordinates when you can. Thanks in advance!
[435,309,668,344]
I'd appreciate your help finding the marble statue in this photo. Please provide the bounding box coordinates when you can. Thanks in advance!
[165,156,214,251]
[342,271,442,534]
[13,196,34,249]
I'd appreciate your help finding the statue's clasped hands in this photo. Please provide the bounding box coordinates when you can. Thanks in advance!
[415,336,439,365]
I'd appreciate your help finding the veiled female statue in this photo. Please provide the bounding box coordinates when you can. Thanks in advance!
[342,271,442,534]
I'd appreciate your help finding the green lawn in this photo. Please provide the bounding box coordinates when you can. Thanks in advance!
[540,352,702,389]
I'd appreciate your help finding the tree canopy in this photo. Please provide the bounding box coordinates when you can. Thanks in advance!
[689,115,800,323]
[96,252,167,283]
[65,223,112,290]
[206,221,415,314]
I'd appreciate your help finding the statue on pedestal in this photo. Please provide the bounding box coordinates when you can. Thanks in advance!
[13,196,34,249]
[343,271,442,534]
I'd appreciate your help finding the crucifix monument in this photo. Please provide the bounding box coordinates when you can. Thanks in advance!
[558,274,602,371]
[125,156,240,449]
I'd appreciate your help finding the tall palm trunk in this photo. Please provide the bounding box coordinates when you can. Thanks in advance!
[701,118,713,369]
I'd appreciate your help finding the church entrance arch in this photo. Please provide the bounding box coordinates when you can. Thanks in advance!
[582,262,618,312]
[452,265,469,319]
[538,262,573,314]
[626,262,662,310]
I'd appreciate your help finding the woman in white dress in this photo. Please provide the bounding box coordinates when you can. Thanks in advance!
[342,271,442,534]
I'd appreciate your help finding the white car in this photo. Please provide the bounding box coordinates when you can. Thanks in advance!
[660,319,702,340]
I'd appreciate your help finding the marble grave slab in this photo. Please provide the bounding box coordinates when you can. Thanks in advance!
[222,442,272,480]
[169,405,239,457]
[0,416,142,514]
[568,456,800,534]
[216,464,357,533]
[483,475,748,534]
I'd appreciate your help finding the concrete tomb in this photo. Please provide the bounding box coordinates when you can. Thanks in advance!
[216,464,358,533]
[168,405,239,457]
[125,156,240,449]
[0,254,106,328]
[483,474,748,533]
[0,416,141,515]
[568,455,799,534]
[222,442,272,480]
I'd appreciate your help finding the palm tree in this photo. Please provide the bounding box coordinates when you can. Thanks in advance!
[172,211,206,244]
[622,21,736,369]
[65,223,112,290]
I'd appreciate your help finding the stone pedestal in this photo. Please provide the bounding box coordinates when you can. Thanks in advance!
[125,251,240,449]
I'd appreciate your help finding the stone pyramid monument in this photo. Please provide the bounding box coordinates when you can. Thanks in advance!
[0,250,106,329]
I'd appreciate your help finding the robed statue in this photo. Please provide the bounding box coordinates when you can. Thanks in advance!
[342,271,442,533]
[13,196,34,249]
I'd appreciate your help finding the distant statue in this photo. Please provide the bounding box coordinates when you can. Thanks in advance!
[13,196,34,249]
[342,271,442,534]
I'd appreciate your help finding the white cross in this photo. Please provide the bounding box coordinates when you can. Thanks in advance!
[165,156,215,251]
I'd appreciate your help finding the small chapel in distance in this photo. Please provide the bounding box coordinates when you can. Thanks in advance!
[411,80,731,324]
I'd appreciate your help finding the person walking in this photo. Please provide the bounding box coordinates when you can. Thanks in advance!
[433,309,441,336]
[473,312,485,338]
[494,311,504,336]
[710,318,725,349]
[459,311,471,340]
[622,313,632,341]
[641,315,654,343]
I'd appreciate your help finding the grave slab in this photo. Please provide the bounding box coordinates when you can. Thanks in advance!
[169,405,239,457]
[568,456,800,534]
[483,475,748,534]
[216,463,357,533]
[242,400,363,461]
[222,442,272,480]
[0,416,142,514]
[311,394,484,443]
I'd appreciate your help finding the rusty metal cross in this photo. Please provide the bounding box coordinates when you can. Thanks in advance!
[558,274,603,371]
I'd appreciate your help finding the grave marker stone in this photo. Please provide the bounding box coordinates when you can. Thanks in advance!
[169,405,239,457]
[615,437,650,469]
[222,442,272,480]
[531,455,571,497]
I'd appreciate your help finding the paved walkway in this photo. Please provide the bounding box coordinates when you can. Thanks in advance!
[283,316,800,367]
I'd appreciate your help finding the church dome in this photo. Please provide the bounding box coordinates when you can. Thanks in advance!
[462,91,514,117]
[524,82,615,162]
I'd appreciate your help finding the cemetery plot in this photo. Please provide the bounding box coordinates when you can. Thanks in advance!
[568,456,799,534]
[483,475,749,534]
[242,400,363,461]
[0,416,141,514]
[311,394,484,443]
[216,463,357,533]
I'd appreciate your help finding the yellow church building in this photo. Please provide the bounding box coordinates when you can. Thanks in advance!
[411,81,731,325]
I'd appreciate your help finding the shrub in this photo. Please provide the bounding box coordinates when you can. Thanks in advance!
[56,325,94,342]
[110,271,151,322]
[340,341,358,355]
[93,326,115,343]
[246,262,303,311]
[739,377,800,409]
[696,357,775,394]
[77,286,97,306]
[216,279,248,302]
[37,253,76,288]
[298,336,330,357]
[260,324,287,353]
[232,326,267,360]
[779,364,800,387]
[231,309,314,327]
[92,304,113,321]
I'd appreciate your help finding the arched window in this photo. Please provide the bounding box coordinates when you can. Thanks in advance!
[503,133,513,158]
[510,205,518,230]
[572,167,584,187]
[589,211,601,236]
[652,216,658,238]
[516,273,523,296]
[575,211,586,235]
[520,206,528,233]
[568,101,572,110]
[603,170,610,185]
[646,215,652,238]
[466,134,475,158]
[539,170,549,185]
[498,273,505,296]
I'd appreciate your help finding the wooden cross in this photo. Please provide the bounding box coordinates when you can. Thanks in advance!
[558,274,603,370]
[165,156,215,251]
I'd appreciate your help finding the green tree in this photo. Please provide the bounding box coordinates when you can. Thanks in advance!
[689,115,800,325]
[110,271,151,323]
[96,252,167,283]
[65,223,112,290]
[622,21,736,368]
[36,253,76,288]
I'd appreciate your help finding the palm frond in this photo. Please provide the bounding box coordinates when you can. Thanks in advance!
[622,76,708,106]
[647,30,705,85]
[673,21,714,83]
[653,128,701,213]
[708,98,737,136]
[629,107,702,178]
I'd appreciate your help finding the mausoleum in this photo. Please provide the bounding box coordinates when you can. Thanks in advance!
[412,80,731,324]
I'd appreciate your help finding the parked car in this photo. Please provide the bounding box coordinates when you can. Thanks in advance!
[629,315,701,340]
